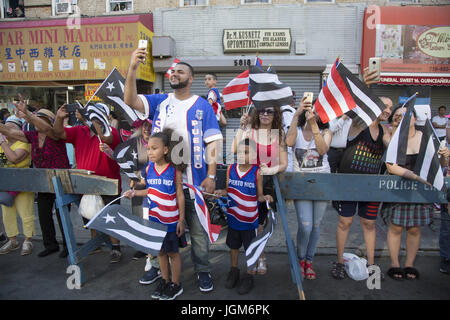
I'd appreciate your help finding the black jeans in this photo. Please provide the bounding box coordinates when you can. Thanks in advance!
[37,193,67,250]
[327,147,345,173]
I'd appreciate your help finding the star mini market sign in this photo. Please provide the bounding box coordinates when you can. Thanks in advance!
[0,14,155,83]
[223,28,291,53]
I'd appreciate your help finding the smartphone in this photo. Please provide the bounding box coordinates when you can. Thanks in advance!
[65,103,80,113]
[303,92,314,104]
[138,39,148,50]
[369,57,381,82]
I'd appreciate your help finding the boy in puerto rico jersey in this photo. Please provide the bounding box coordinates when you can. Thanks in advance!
[205,73,227,127]
[215,138,272,295]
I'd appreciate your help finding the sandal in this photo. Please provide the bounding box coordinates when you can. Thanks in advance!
[299,260,306,279]
[331,262,347,280]
[387,267,405,281]
[403,267,420,280]
[305,261,316,280]
[257,257,267,275]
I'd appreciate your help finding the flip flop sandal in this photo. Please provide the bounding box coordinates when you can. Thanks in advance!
[299,260,306,279]
[403,267,420,280]
[387,267,405,281]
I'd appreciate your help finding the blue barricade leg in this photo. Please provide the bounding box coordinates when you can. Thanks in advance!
[52,176,112,286]
[273,176,306,300]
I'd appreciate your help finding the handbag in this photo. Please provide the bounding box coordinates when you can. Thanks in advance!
[78,194,105,220]
[0,191,18,207]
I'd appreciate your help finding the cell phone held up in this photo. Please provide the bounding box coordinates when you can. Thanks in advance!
[138,40,148,64]
[65,102,81,126]
[303,92,314,104]
[368,57,381,82]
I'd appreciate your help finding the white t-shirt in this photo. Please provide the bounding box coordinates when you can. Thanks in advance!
[293,127,330,173]
[281,105,296,172]
[432,115,448,138]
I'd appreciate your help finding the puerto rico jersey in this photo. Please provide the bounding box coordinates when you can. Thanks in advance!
[227,164,259,231]
[207,87,222,121]
[143,162,179,232]
[137,93,223,198]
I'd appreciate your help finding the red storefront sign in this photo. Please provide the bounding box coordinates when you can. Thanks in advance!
[361,6,450,86]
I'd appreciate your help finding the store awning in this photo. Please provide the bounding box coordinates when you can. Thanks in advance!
[361,5,450,86]
[0,14,155,86]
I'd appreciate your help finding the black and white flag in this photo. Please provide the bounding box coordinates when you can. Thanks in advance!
[78,103,112,137]
[386,94,417,166]
[245,203,277,270]
[94,68,138,125]
[113,137,140,181]
[249,65,294,110]
[335,63,384,128]
[86,204,168,256]
[414,118,445,191]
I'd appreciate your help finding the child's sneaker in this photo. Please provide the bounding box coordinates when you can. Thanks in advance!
[225,267,240,289]
[139,266,161,285]
[159,282,183,300]
[21,240,33,256]
[151,279,169,300]
[0,239,20,254]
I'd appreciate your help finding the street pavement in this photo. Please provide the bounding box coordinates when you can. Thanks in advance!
[0,195,449,301]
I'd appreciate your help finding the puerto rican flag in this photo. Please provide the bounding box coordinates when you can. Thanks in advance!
[227,187,258,224]
[222,69,250,110]
[147,187,179,229]
[183,183,221,243]
[165,58,180,79]
[315,58,384,126]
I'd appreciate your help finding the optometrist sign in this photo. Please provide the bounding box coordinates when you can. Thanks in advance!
[223,29,291,53]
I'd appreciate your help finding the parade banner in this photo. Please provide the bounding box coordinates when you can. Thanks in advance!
[361,6,450,86]
[0,14,155,83]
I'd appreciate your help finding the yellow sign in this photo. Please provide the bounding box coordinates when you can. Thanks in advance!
[0,15,155,82]
[84,83,102,102]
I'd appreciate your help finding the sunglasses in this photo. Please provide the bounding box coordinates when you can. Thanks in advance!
[258,109,275,115]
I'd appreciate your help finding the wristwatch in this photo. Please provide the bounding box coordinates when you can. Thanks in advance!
[207,174,216,180]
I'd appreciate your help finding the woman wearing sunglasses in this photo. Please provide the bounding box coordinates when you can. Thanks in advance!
[232,105,288,274]
[285,97,331,280]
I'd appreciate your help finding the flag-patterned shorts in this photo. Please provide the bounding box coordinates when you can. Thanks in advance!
[381,203,433,227]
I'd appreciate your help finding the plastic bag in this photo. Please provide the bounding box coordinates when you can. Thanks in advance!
[343,252,369,281]
[78,194,104,220]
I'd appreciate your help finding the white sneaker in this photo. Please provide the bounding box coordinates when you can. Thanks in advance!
[145,257,152,272]
[0,239,20,254]
[21,240,33,256]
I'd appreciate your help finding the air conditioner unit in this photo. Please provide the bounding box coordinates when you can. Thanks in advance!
[56,3,73,14]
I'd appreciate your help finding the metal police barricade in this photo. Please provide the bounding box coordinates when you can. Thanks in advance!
[0,168,118,286]
[273,172,448,300]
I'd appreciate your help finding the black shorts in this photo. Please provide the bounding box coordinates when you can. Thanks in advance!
[338,201,380,221]
[226,227,257,251]
[161,232,180,254]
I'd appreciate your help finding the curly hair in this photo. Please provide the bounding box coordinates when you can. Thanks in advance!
[150,128,187,172]
[249,106,284,142]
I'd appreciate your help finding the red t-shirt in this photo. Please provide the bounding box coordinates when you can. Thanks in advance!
[64,126,121,183]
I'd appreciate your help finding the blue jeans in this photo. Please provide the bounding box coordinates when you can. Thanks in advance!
[440,205,450,260]
[184,189,210,273]
[294,200,328,262]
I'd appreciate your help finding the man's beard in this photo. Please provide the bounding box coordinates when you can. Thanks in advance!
[169,78,189,89]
